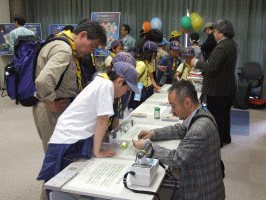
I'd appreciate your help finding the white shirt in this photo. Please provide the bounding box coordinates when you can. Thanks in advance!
[182,106,201,129]
[49,77,115,144]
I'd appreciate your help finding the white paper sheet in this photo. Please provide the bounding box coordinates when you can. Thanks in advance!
[68,159,130,194]
[147,93,169,102]
[118,124,162,142]
[133,104,166,115]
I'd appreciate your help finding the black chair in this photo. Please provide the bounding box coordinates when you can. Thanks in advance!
[240,62,264,98]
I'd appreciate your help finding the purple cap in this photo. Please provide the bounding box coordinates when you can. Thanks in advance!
[109,39,124,50]
[112,61,140,94]
[143,41,158,52]
[183,47,195,56]
[170,41,181,50]
[112,52,136,67]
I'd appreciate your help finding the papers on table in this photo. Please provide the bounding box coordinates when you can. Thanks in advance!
[118,124,162,142]
[132,104,167,116]
[68,159,130,194]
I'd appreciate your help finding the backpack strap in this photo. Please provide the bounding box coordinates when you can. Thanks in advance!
[138,66,147,82]
[188,114,218,131]
[34,36,71,92]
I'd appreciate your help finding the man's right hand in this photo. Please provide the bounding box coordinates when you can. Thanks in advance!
[44,99,70,113]
[159,66,167,72]
[138,130,154,140]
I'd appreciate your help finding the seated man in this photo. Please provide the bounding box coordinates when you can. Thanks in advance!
[133,80,225,200]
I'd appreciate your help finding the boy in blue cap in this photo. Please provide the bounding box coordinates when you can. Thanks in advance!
[157,41,182,85]
[175,47,195,80]
[92,52,137,130]
[37,61,140,199]
[105,39,124,69]
[155,38,170,75]
[128,41,162,109]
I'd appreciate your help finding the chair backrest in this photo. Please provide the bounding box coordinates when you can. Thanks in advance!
[242,62,263,80]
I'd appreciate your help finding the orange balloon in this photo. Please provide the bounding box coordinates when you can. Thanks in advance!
[142,21,151,33]
[180,25,190,34]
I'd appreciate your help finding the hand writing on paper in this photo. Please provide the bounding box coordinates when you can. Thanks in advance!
[138,130,154,140]
[94,149,117,158]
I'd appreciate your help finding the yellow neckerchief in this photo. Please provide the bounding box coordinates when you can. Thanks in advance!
[56,30,82,91]
[91,53,96,67]
[184,61,193,77]
[95,72,110,80]
[145,60,151,87]
[110,52,116,58]
[172,58,176,71]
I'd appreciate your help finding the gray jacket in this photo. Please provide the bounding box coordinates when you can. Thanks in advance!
[149,107,225,200]
[196,37,237,96]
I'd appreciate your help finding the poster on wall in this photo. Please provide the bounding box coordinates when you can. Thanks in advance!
[0,23,42,55]
[91,12,121,56]
[48,24,78,36]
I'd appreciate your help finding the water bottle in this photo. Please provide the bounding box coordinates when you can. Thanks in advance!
[134,82,143,101]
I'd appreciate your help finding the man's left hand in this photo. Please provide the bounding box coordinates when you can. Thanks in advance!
[191,58,198,67]
[132,139,146,150]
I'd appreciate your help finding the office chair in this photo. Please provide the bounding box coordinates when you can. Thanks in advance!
[240,61,264,98]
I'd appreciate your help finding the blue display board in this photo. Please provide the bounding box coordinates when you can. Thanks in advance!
[48,24,78,36]
[0,23,42,55]
[91,12,120,55]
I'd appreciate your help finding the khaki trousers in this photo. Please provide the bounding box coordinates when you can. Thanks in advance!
[33,101,61,200]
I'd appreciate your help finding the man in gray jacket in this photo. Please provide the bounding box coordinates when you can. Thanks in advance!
[191,20,237,147]
[133,80,225,200]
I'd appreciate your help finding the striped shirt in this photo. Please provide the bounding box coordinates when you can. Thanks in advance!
[9,26,35,52]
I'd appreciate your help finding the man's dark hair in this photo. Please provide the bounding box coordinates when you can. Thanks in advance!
[73,20,107,46]
[14,14,25,26]
[135,29,163,55]
[145,29,163,43]
[122,24,131,34]
[168,80,198,104]
[214,20,235,39]
[137,51,156,63]
[78,19,89,26]
[191,33,200,43]
[63,25,75,32]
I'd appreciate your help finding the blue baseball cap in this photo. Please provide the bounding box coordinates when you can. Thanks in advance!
[112,61,140,94]
[112,52,136,67]
[109,39,124,50]
[159,38,170,46]
[170,41,181,50]
[183,47,195,56]
[143,41,158,52]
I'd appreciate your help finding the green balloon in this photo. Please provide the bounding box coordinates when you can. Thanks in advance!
[180,16,192,31]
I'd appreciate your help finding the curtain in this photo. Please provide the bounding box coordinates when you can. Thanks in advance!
[189,0,265,70]
[24,0,187,44]
[24,0,266,96]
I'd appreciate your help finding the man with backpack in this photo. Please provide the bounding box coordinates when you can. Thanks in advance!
[33,20,107,153]
[34,20,106,200]
[9,14,35,52]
